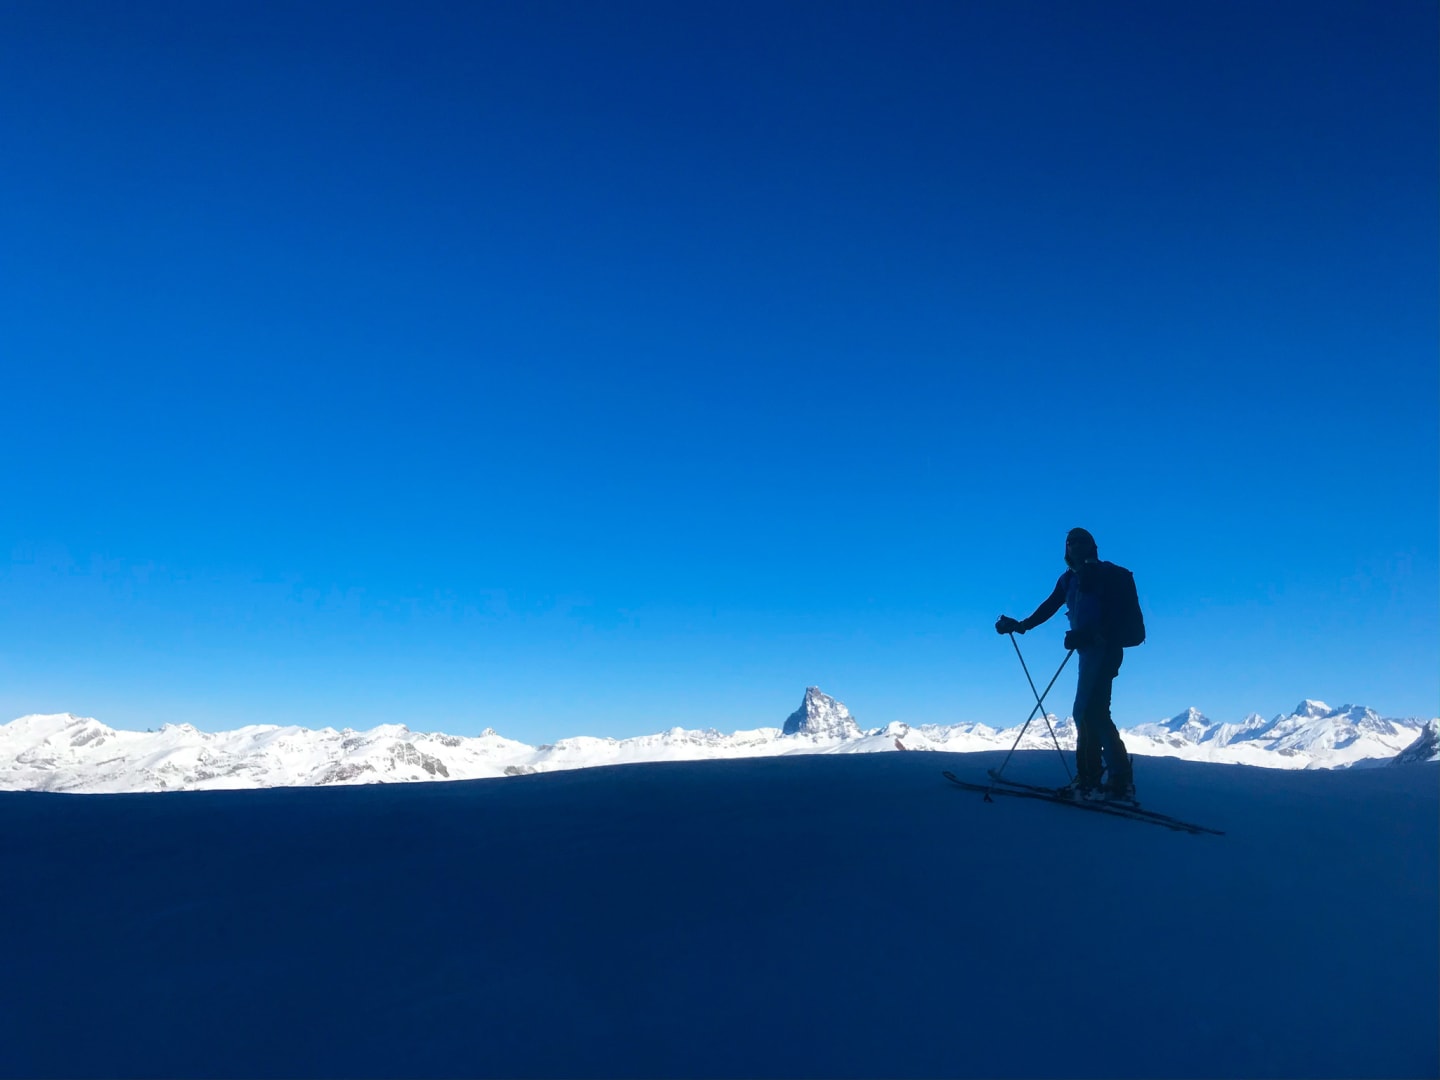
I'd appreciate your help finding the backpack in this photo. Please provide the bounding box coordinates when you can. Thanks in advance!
[1097,561,1146,648]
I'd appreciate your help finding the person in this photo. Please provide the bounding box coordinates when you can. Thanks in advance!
[994,527,1135,800]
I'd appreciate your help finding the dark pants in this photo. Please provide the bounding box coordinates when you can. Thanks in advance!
[1073,645,1131,787]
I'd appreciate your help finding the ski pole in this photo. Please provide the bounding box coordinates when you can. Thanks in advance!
[987,640,1073,791]
[1007,634,1075,783]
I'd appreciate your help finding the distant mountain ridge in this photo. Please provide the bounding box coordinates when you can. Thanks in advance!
[0,689,1433,793]
[1130,699,1430,758]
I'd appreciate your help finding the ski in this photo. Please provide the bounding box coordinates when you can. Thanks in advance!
[946,771,1198,832]
[942,771,1223,835]
[984,769,1225,835]
[987,770,1146,807]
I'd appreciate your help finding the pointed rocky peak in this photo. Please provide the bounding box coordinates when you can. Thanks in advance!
[783,687,862,739]
[1166,707,1210,730]
[1124,707,1214,745]
[1294,700,1332,719]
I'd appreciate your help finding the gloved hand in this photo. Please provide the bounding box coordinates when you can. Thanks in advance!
[995,615,1024,635]
[1063,629,1094,651]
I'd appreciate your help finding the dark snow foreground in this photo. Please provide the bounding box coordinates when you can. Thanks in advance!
[0,750,1435,1079]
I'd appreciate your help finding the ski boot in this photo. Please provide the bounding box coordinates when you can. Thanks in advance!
[1055,777,1104,801]
[1101,769,1137,804]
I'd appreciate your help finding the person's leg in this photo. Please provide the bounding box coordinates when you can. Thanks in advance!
[1072,652,1104,788]
[1091,648,1132,789]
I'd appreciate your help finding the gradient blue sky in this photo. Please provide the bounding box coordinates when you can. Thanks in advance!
[2,0,1435,742]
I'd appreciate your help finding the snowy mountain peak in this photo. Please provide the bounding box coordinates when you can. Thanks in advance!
[1165,707,1211,731]
[1130,700,1427,762]
[783,687,862,739]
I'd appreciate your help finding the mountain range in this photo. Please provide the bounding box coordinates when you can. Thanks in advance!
[0,686,1433,794]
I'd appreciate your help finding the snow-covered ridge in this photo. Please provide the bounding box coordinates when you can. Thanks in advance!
[1390,718,1440,765]
[1127,699,1433,767]
[0,690,1432,793]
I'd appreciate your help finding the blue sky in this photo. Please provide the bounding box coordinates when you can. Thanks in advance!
[1,0,1435,742]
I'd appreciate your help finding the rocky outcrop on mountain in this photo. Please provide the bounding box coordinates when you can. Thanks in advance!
[783,687,862,739]
[1389,719,1439,765]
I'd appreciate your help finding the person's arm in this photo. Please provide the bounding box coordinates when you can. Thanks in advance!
[996,575,1066,635]
[1018,577,1066,632]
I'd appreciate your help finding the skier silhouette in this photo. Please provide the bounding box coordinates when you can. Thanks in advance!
[995,527,1135,799]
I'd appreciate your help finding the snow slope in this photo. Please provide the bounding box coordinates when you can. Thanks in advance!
[0,750,1433,1078]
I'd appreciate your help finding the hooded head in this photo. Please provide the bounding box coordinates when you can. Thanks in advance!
[1065,527,1098,569]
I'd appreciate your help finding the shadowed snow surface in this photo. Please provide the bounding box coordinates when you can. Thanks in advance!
[0,751,1435,1079]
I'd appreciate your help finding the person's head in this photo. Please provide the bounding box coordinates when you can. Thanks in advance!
[1065,527,1098,569]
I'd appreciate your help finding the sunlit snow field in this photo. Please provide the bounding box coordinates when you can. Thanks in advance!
[1,750,1434,1079]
